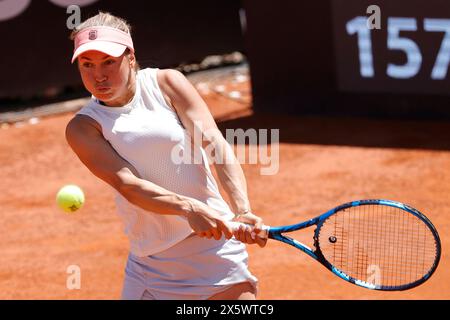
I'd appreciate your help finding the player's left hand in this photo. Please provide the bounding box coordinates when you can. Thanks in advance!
[232,211,267,248]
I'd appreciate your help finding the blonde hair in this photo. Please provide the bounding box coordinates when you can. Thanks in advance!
[70,12,139,71]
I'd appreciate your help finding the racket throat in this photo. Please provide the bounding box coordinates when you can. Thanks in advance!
[272,232,319,260]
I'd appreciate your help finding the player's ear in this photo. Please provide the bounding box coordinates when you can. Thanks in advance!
[125,49,136,70]
[128,51,136,68]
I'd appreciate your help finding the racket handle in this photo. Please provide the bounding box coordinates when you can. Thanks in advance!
[227,221,269,240]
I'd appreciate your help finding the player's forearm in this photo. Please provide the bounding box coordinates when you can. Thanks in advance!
[201,132,251,215]
[117,176,195,217]
[213,150,251,215]
[216,162,251,214]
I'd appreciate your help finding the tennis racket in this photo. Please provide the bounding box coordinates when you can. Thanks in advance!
[230,199,441,291]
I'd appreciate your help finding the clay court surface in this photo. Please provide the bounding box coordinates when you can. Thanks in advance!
[1,68,449,299]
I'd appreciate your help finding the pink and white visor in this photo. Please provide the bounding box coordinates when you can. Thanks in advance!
[71,26,134,63]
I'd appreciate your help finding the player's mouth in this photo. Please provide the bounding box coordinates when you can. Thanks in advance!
[96,86,111,92]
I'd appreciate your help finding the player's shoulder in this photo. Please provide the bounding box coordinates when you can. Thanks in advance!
[67,113,100,130]
[66,114,102,140]
[156,68,184,78]
[156,68,186,88]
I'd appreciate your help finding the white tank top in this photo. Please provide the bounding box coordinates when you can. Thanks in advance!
[76,68,234,257]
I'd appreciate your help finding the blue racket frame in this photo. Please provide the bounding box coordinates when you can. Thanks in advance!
[267,199,442,291]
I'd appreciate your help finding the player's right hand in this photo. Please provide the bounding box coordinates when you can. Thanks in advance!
[184,200,233,240]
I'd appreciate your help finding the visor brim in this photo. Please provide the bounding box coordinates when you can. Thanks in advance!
[71,41,128,63]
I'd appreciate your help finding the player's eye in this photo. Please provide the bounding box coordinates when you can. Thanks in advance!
[81,62,93,68]
[104,59,116,66]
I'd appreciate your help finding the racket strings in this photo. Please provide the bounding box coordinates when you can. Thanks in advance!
[318,204,438,289]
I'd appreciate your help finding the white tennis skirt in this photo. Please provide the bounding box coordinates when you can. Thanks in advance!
[121,233,258,300]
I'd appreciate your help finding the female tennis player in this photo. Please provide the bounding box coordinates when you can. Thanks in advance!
[65,12,266,300]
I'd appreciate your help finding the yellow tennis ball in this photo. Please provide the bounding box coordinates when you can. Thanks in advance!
[56,185,85,213]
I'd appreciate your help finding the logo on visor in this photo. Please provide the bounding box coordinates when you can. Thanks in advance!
[88,30,97,40]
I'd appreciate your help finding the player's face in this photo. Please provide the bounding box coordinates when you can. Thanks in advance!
[77,50,136,107]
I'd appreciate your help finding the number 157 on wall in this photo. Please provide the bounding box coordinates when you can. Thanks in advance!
[347,17,450,80]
